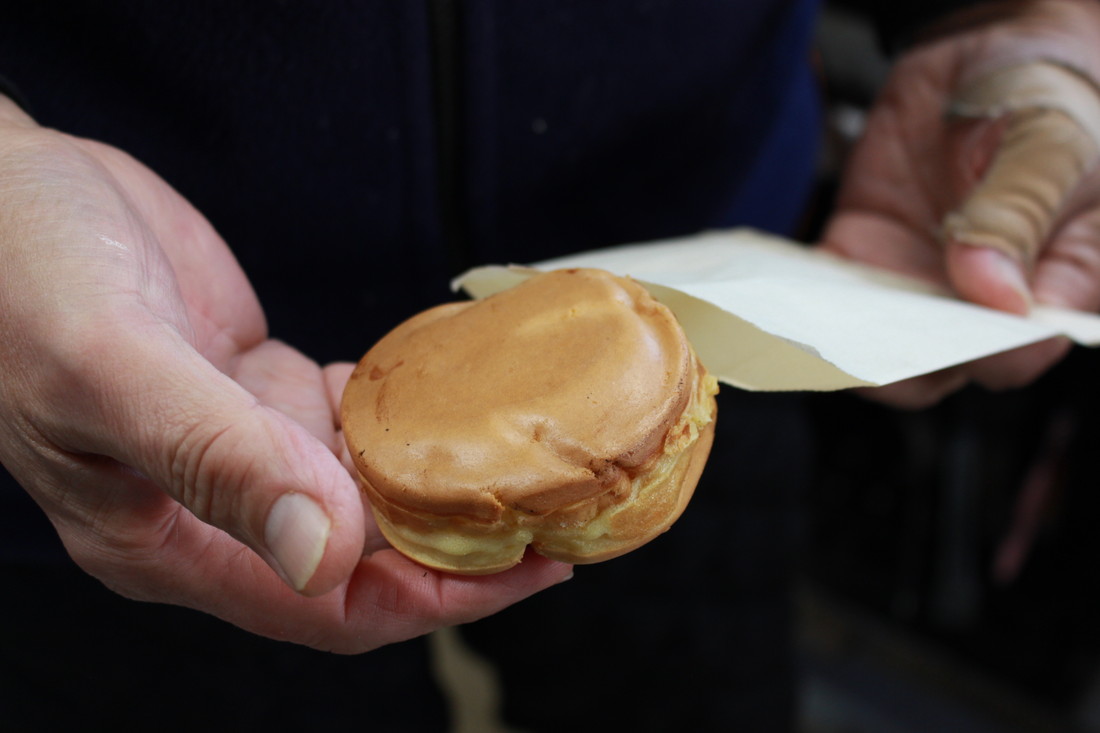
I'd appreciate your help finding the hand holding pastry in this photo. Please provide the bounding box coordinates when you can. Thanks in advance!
[0,93,569,652]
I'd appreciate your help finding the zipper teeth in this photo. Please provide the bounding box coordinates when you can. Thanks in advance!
[428,0,471,275]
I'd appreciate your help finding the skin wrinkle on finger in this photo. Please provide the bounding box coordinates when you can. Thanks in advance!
[167,417,245,533]
[156,399,331,556]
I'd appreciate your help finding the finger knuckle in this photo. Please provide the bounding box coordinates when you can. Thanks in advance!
[165,415,252,526]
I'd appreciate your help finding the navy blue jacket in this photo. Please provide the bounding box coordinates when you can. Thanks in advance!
[1,0,820,358]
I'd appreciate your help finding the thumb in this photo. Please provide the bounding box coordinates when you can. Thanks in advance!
[944,62,1100,313]
[62,323,365,597]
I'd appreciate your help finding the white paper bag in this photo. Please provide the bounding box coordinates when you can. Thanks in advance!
[455,229,1100,391]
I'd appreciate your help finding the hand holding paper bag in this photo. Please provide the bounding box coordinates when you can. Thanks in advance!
[822,0,1100,406]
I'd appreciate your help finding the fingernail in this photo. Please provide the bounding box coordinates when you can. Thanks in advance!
[951,242,1033,314]
[986,248,1033,312]
[265,492,331,591]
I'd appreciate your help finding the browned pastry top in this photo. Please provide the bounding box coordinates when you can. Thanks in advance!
[342,268,694,524]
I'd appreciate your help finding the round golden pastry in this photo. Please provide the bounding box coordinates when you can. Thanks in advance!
[341,268,718,574]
